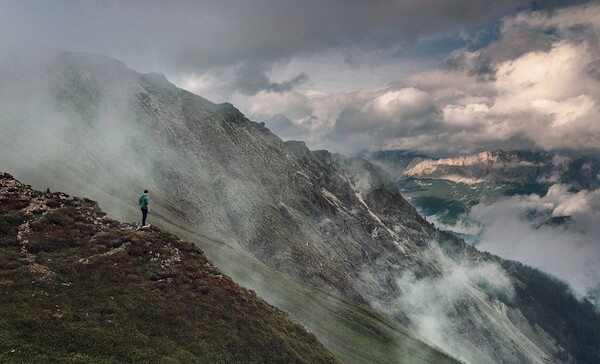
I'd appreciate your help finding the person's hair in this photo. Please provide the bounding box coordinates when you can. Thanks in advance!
[144,189,148,193]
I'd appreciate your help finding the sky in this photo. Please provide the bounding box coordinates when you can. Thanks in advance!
[1,0,598,155]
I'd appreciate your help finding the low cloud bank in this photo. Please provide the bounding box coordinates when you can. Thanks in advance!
[368,241,560,363]
[394,250,515,362]
[453,184,600,304]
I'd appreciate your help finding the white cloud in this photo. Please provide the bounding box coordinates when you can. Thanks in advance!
[441,103,489,129]
[209,2,600,155]
[365,88,434,118]
[464,184,600,302]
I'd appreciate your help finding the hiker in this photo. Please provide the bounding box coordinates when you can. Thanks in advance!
[139,189,149,226]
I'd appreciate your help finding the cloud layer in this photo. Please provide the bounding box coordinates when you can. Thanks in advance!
[2,1,597,155]
[462,184,600,304]
[233,2,600,154]
[0,0,519,72]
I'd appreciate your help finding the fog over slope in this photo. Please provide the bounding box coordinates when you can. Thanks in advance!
[366,149,600,306]
[1,48,599,363]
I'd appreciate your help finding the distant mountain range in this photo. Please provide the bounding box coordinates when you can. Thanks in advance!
[364,149,600,224]
[366,149,600,189]
[404,150,600,190]
[1,49,599,363]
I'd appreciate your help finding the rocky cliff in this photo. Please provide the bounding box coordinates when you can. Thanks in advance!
[401,150,600,189]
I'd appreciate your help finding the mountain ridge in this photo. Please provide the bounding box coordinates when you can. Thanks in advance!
[399,149,600,189]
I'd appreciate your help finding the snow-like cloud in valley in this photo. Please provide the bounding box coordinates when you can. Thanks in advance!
[213,2,600,155]
[460,184,600,304]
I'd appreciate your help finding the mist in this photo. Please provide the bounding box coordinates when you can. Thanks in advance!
[0,42,596,363]
[0,48,157,222]
[363,239,562,364]
[442,184,600,305]
[398,254,513,362]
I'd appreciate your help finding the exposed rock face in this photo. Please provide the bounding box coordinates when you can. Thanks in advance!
[0,172,338,363]
[402,150,600,188]
[1,50,599,363]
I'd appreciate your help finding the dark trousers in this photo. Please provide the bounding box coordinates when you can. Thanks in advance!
[141,208,148,226]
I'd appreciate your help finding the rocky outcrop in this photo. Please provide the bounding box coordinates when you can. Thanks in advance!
[401,150,600,189]
[403,151,549,184]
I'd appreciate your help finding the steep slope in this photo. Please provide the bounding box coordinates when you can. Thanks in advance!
[1,49,599,363]
[0,50,460,364]
[0,172,338,363]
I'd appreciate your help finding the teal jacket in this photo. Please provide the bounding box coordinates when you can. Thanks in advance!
[139,194,149,209]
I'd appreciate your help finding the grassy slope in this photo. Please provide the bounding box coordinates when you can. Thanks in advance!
[2,160,460,363]
[0,174,338,364]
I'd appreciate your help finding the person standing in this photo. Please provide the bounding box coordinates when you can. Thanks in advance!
[139,189,149,226]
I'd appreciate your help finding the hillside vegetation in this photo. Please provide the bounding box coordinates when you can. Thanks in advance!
[0,172,337,363]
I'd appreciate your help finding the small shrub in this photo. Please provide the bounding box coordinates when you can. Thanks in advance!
[0,198,29,212]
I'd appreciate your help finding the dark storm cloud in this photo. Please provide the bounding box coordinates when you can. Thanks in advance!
[232,62,309,95]
[0,0,526,76]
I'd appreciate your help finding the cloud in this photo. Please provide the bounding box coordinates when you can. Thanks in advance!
[0,0,523,71]
[322,88,441,152]
[227,2,600,155]
[232,63,309,95]
[263,113,313,141]
[366,88,436,119]
[444,50,497,81]
[394,257,515,363]
[3,1,598,155]
[411,3,600,153]
[461,184,600,304]
[365,240,534,363]
[0,49,160,220]
[0,0,529,100]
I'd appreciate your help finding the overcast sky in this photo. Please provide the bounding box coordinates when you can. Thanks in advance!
[1,0,598,155]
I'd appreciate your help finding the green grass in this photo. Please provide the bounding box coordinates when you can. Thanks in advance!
[0,177,338,364]
[398,178,547,224]
[152,208,459,364]
[1,167,460,364]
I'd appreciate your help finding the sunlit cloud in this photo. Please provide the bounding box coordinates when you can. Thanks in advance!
[238,2,600,155]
